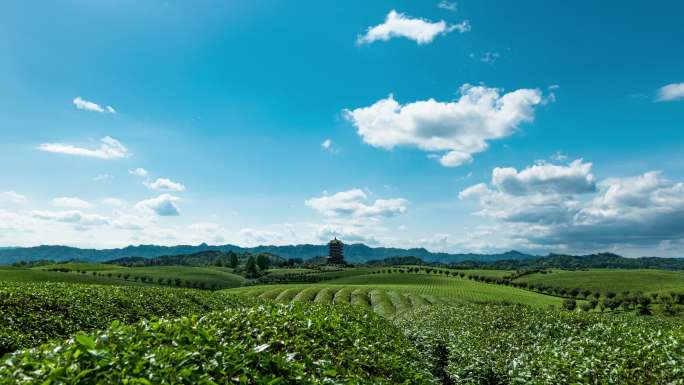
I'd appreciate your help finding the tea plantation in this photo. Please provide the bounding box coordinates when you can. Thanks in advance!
[0,281,253,356]
[2,264,684,384]
[0,303,432,385]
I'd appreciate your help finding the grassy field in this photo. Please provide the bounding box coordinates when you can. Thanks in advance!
[516,269,684,294]
[33,263,247,289]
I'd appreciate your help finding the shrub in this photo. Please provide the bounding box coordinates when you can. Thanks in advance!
[563,299,577,311]
[0,281,253,356]
[396,303,684,385]
[0,304,431,385]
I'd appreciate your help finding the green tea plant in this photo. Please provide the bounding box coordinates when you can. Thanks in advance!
[395,303,684,385]
[0,303,433,384]
[0,281,252,356]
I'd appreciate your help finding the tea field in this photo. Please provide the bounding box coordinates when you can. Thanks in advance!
[34,263,247,289]
[516,268,684,295]
[2,264,684,384]
[0,303,432,385]
[0,280,253,356]
[396,303,684,384]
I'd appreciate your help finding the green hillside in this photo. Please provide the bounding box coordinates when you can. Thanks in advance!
[226,272,565,309]
[34,263,247,289]
[516,269,684,294]
[0,266,140,286]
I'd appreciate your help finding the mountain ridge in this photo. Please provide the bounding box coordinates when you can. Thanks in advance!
[0,243,539,264]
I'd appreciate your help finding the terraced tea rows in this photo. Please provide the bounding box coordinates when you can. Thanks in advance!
[227,284,458,317]
[329,273,565,306]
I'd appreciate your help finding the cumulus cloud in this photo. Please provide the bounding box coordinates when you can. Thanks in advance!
[52,197,93,209]
[345,84,544,167]
[305,189,407,219]
[135,194,181,216]
[73,97,116,114]
[37,136,129,160]
[128,168,148,177]
[357,10,469,45]
[655,82,684,102]
[491,159,596,196]
[460,160,684,250]
[0,191,27,204]
[144,178,186,192]
[31,210,109,226]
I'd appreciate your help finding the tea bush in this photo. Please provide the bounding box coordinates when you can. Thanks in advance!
[0,281,253,356]
[0,303,432,384]
[395,303,684,384]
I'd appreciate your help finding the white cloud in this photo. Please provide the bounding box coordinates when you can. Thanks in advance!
[305,189,408,219]
[135,194,181,216]
[320,138,339,154]
[437,1,457,11]
[128,168,148,177]
[52,197,93,209]
[102,197,125,206]
[655,82,684,102]
[345,84,544,167]
[357,10,468,45]
[491,159,596,196]
[0,191,27,204]
[73,97,116,114]
[37,136,129,160]
[144,178,186,192]
[460,160,684,250]
[31,210,109,226]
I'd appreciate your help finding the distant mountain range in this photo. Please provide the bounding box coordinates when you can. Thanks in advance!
[0,243,539,265]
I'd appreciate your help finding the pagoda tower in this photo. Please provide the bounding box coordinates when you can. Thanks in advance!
[327,237,344,264]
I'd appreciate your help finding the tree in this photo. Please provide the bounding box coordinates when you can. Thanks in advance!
[245,256,260,278]
[256,254,271,271]
[636,294,652,315]
[603,298,620,311]
[562,299,577,311]
[662,297,679,316]
[229,252,239,268]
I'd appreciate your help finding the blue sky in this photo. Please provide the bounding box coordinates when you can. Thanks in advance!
[1,0,683,256]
